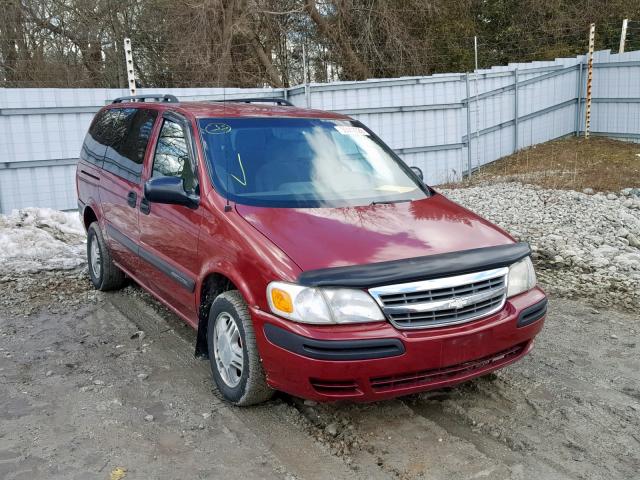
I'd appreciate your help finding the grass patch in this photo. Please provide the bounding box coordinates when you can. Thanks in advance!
[446,137,640,191]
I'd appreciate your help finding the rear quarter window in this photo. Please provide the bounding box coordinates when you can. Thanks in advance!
[80,109,113,166]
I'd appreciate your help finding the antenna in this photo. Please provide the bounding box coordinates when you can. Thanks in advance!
[223,85,232,212]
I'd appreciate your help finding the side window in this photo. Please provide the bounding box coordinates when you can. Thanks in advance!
[102,108,158,183]
[118,109,157,166]
[80,109,112,165]
[101,109,128,151]
[152,119,197,193]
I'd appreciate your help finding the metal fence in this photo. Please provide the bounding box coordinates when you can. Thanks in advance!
[1,49,639,213]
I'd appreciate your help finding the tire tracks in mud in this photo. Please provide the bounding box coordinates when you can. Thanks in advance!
[107,291,366,480]
[389,315,639,480]
[277,300,640,480]
[4,272,638,479]
[107,289,640,480]
[401,380,577,479]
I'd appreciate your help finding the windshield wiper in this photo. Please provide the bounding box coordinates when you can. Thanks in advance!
[370,199,411,206]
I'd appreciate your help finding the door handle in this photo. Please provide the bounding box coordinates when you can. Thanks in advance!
[127,191,137,208]
[140,197,150,215]
[80,169,100,181]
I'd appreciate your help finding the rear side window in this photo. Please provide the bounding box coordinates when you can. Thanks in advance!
[152,119,197,193]
[102,108,158,183]
[80,109,113,166]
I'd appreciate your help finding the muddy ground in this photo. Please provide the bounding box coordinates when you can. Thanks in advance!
[1,272,639,480]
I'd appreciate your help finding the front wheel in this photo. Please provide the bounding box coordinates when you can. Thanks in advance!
[207,291,273,406]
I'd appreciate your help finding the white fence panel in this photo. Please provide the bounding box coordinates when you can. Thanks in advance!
[1,50,639,213]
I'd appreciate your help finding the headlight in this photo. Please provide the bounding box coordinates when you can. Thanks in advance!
[507,257,537,297]
[267,282,385,324]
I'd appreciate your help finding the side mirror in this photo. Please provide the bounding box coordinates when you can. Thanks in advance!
[144,176,199,208]
[410,166,424,181]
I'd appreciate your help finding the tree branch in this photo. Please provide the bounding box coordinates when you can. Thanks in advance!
[304,0,370,80]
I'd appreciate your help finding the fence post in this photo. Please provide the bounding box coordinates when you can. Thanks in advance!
[473,36,480,170]
[124,38,136,96]
[465,74,472,176]
[619,19,628,54]
[575,61,584,136]
[584,23,595,139]
[513,69,519,153]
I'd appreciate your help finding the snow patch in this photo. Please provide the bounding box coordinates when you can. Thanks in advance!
[0,208,86,275]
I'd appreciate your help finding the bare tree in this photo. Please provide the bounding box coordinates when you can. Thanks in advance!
[304,0,370,80]
[2,0,640,88]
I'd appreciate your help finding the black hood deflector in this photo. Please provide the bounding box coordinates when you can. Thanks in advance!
[297,242,531,288]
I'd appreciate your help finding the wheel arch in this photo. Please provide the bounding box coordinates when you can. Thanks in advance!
[81,203,101,232]
[195,270,243,358]
[83,206,98,230]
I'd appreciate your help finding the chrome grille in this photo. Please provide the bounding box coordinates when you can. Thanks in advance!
[369,267,508,329]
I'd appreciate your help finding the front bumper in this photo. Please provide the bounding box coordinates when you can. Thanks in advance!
[252,287,547,402]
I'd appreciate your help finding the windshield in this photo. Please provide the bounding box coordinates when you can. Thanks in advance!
[198,117,428,208]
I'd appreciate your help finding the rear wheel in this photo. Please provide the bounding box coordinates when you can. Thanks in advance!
[87,222,125,291]
[207,291,273,406]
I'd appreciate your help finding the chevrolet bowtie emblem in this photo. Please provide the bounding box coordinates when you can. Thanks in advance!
[449,297,469,309]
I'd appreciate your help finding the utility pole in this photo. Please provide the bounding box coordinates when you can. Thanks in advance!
[619,19,628,54]
[124,38,136,96]
[584,24,595,139]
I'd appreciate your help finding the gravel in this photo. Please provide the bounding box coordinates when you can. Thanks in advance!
[441,182,640,310]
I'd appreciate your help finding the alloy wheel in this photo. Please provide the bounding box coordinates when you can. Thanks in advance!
[213,312,244,387]
[89,234,102,279]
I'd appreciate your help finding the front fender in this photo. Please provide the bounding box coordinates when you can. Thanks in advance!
[195,199,301,310]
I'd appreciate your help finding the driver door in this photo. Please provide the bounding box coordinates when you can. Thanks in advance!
[138,113,202,320]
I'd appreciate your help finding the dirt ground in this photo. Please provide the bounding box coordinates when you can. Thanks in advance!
[1,272,639,480]
[446,137,640,192]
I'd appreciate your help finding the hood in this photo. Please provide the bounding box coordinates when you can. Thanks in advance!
[235,193,514,272]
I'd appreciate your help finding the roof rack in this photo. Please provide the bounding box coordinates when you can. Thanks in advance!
[112,94,179,104]
[214,97,294,107]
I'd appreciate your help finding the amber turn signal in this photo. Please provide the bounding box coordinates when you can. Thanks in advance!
[271,288,293,313]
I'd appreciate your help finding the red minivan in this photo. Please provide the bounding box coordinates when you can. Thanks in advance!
[76,94,546,405]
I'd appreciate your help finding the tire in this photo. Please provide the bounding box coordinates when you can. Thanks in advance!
[207,290,274,406]
[87,222,126,291]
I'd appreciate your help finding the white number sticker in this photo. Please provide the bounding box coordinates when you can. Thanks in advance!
[335,125,369,136]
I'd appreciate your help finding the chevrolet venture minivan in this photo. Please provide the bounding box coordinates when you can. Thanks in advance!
[76,94,547,405]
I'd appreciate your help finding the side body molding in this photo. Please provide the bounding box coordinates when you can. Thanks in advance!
[106,223,196,292]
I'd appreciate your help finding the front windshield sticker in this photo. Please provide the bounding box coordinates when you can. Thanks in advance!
[376,185,417,193]
[335,125,369,136]
[204,123,232,134]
